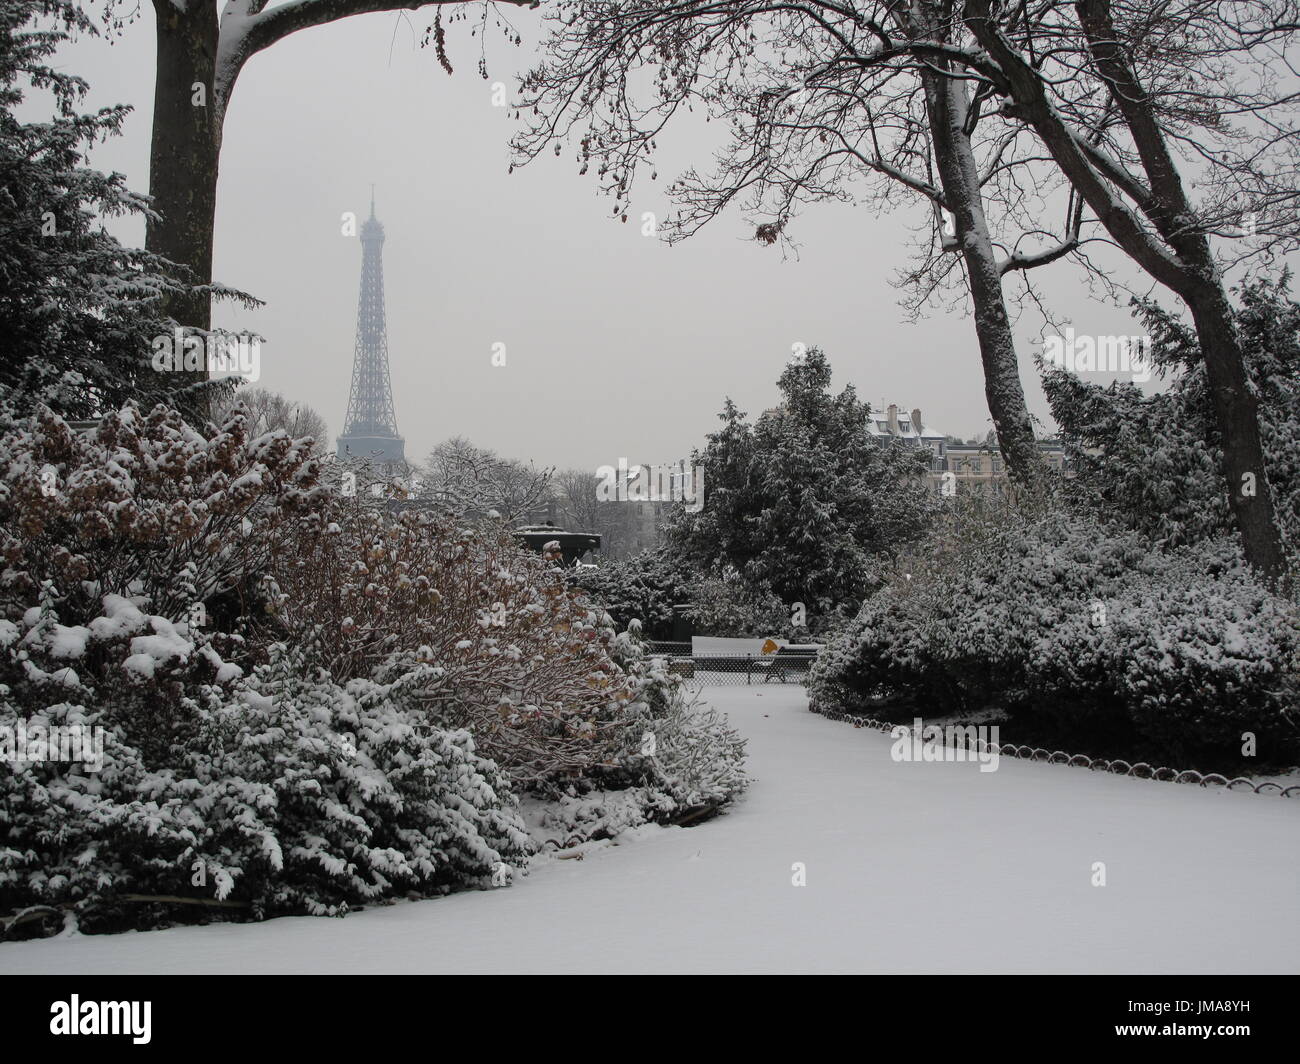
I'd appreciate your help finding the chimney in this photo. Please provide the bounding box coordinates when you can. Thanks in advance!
[911,408,923,435]
[887,404,900,435]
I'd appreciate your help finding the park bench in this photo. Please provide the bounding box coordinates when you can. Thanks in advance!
[751,646,819,683]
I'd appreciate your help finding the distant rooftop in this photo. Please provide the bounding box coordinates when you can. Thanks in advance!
[866,403,945,441]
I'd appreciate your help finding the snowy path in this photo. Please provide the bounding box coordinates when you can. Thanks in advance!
[3,686,1298,973]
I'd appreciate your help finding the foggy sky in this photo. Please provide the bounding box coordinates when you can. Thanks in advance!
[43,6,1229,471]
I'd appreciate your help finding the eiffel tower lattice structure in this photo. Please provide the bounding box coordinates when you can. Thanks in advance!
[337,193,406,469]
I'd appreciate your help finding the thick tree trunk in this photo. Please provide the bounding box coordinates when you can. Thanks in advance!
[922,69,1045,487]
[1187,282,1288,582]
[146,0,221,336]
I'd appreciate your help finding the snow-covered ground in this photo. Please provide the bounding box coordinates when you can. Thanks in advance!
[3,686,1297,973]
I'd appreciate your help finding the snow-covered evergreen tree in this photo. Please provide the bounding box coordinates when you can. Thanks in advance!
[1042,276,1300,554]
[568,545,699,639]
[683,573,790,638]
[667,348,937,629]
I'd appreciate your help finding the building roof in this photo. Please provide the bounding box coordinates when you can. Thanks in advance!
[866,405,945,442]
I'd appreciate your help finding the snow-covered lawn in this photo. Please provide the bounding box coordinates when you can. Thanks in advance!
[3,686,1297,973]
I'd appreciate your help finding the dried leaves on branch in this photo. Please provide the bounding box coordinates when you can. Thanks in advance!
[0,402,746,936]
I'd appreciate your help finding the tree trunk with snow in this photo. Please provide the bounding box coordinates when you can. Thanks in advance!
[1185,282,1287,580]
[962,0,1288,582]
[921,68,1044,487]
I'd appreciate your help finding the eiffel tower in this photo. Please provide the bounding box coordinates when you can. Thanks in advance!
[337,192,405,469]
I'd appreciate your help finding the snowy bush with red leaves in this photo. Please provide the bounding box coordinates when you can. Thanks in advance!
[259,496,637,784]
[0,405,530,933]
[0,403,747,936]
[259,477,748,819]
[533,620,749,842]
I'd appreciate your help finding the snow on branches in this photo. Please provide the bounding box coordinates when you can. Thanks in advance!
[0,402,748,936]
[810,499,1300,766]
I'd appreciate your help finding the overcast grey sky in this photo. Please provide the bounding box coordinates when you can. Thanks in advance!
[49,5,1227,470]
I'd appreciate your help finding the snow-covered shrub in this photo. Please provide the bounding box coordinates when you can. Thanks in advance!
[0,608,532,930]
[1107,547,1300,757]
[0,402,319,635]
[568,545,699,638]
[0,402,751,935]
[810,501,1300,764]
[263,501,752,813]
[684,574,792,638]
[0,404,534,934]
[534,621,749,841]
[0,402,634,790]
[260,500,638,784]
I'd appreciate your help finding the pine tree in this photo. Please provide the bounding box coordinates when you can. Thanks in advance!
[0,0,251,423]
[1043,277,1300,554]
[668,348,937,628]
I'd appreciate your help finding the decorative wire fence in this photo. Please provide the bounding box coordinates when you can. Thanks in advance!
[645,641,818,686]
[809,703,1300,799]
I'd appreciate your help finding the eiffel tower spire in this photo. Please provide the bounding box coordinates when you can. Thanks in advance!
[337,192,405,467]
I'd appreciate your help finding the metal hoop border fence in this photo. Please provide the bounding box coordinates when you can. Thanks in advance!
[808,702,1300,799]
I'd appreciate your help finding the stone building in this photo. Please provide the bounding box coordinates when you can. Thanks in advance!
[866,403,1071,494]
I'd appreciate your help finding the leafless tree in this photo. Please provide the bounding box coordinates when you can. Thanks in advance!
[514,0,1298,580]
[551,467,657,557]
[510,0,1110,483]
[212,385,330,447]
[422,436,554,522]
[551,467,604,530]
